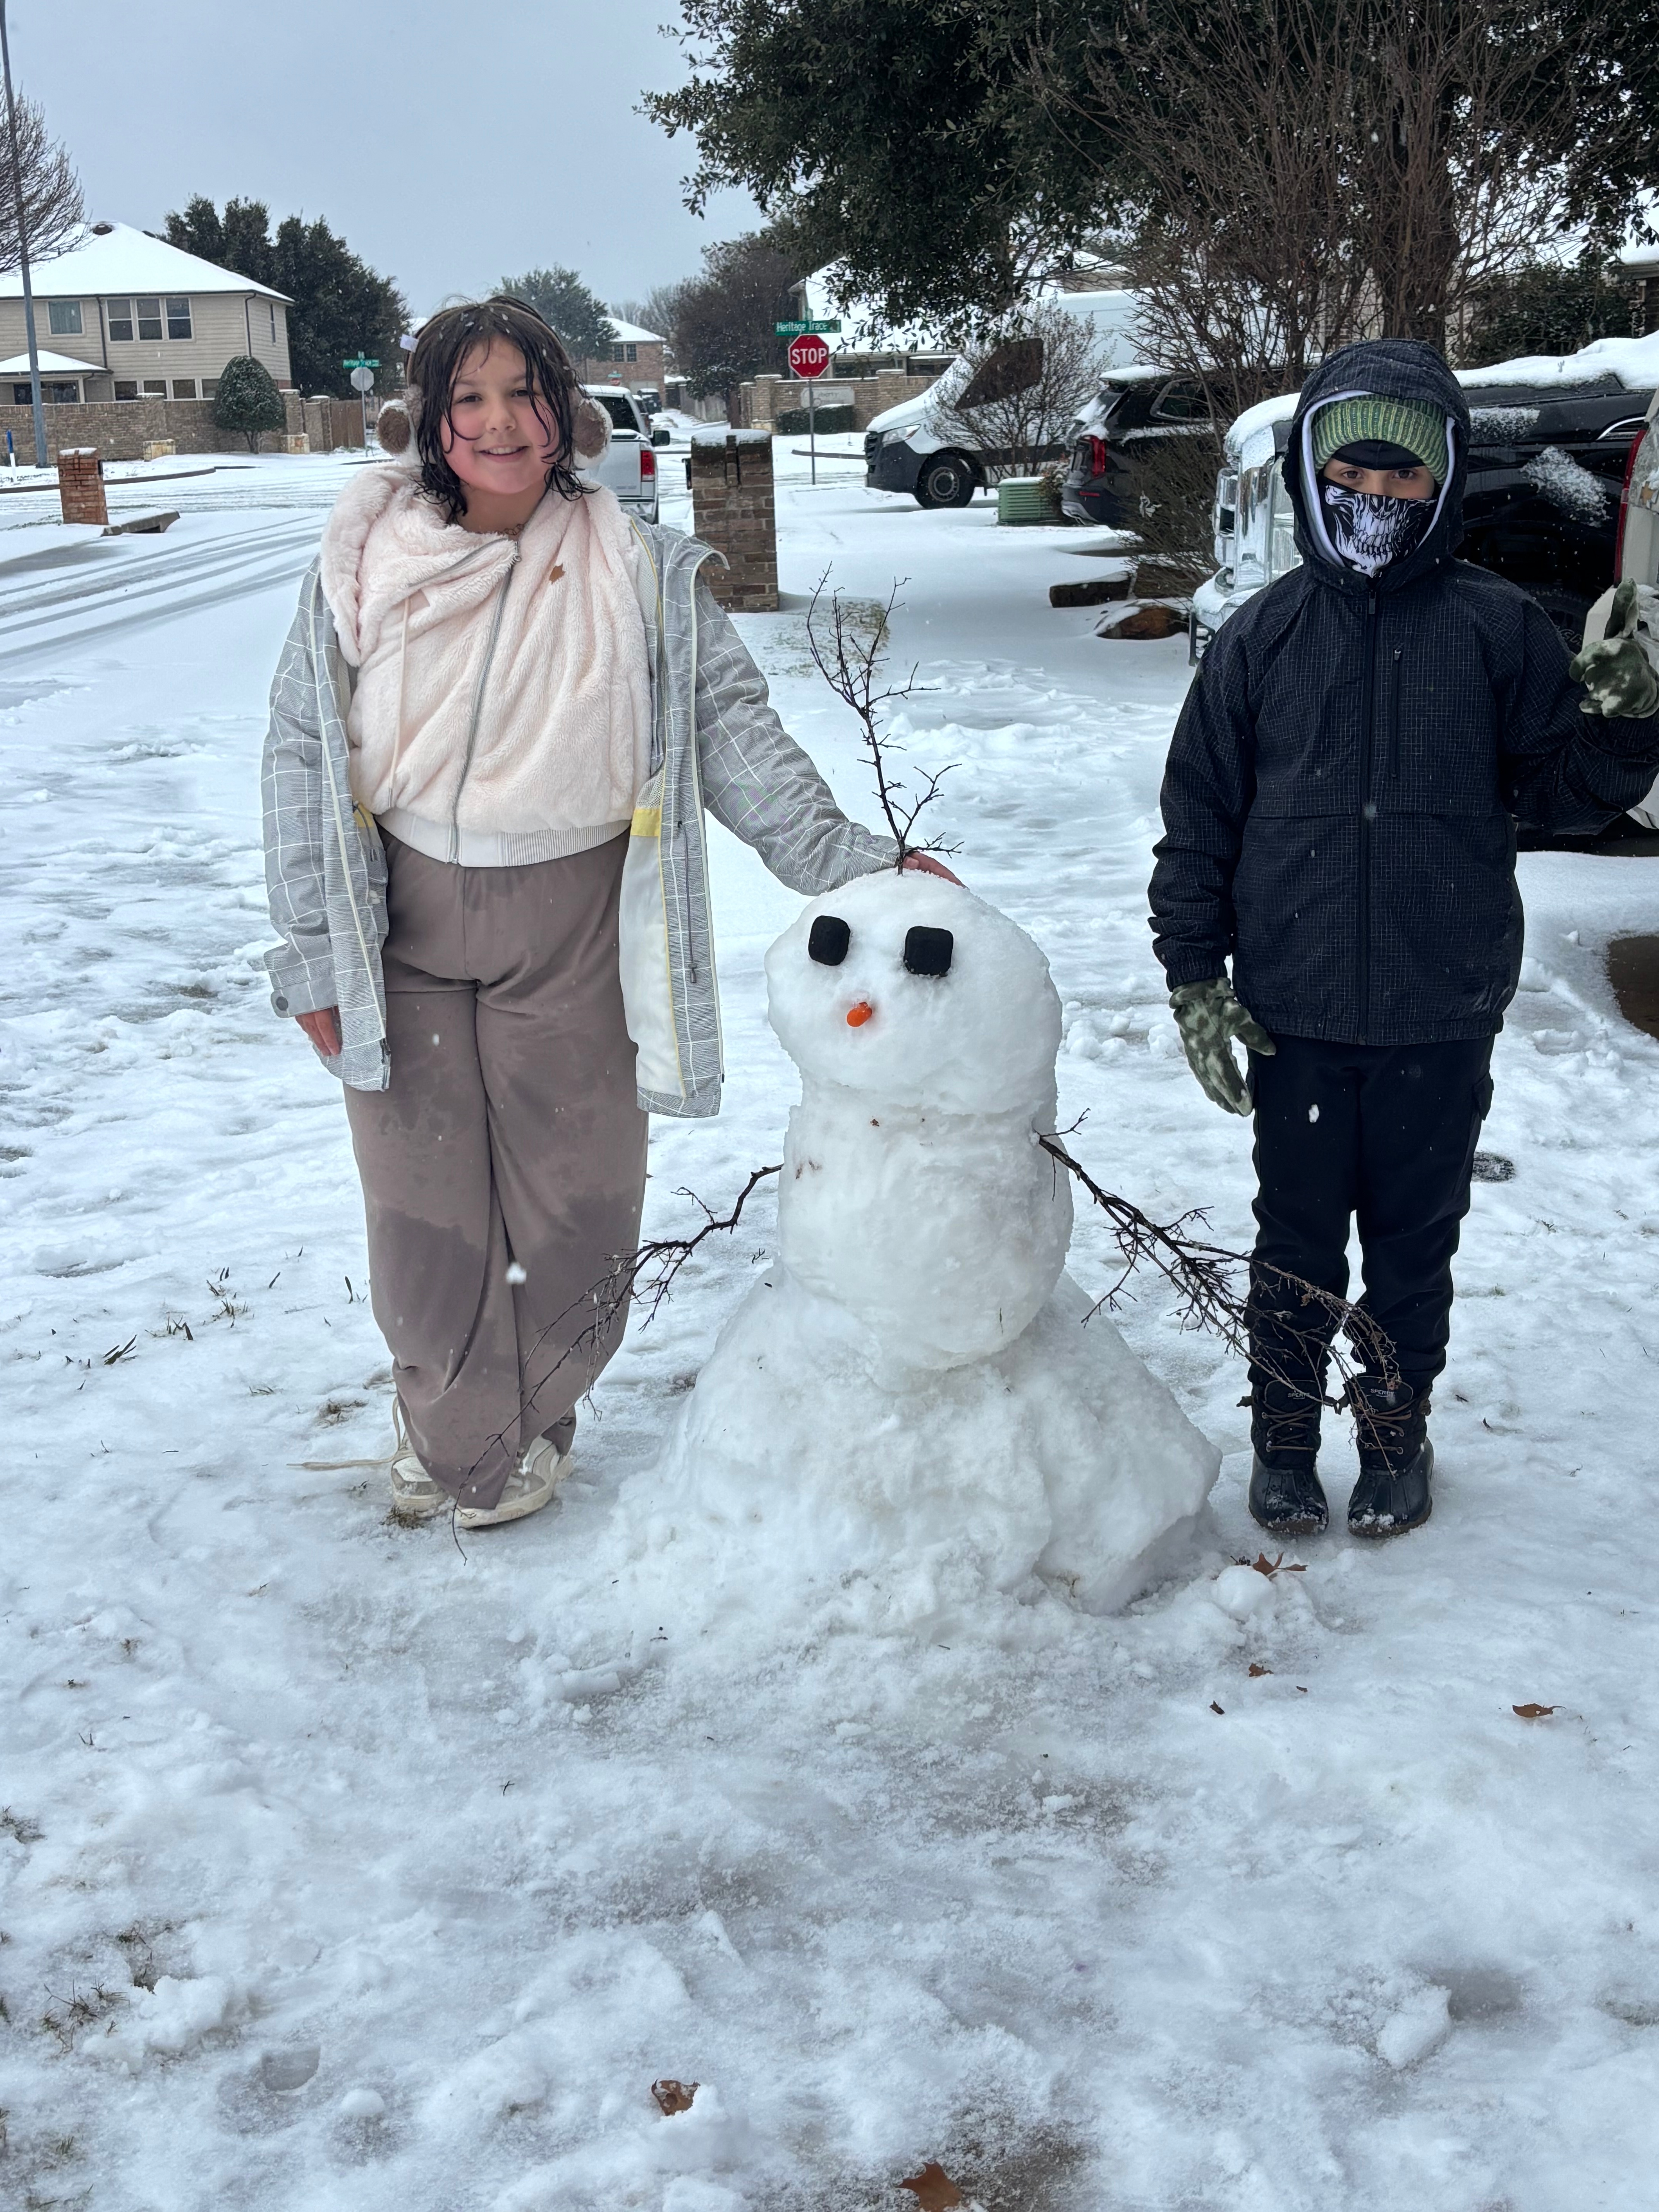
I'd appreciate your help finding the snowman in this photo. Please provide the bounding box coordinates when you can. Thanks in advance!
[618,871,1219,1632]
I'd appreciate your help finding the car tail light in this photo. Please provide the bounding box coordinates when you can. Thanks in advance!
[1087,436,1109,480]
[640,443,656,482]
[1614,419,1655,576]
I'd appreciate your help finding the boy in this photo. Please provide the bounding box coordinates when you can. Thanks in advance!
[1149,338,1659,1540]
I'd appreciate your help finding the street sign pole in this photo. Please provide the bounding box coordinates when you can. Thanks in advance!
[345,357,380,453]
[809,374,816,486]
[784,331,832,488]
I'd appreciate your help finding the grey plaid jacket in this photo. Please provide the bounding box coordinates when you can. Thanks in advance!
[261,517,895,1112]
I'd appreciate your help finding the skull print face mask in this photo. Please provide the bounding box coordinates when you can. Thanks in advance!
[1321,481,1435,578]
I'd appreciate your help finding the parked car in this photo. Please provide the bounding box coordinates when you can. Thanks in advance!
[580,383,670,524]
[1576,383,1659,841]
[1191,356,1657,660]
[1060,369,1214,525]
[863,290,1149,510]
[633,387,662,420]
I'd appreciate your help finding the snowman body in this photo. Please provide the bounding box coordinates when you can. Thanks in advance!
[618,871,1219,1635]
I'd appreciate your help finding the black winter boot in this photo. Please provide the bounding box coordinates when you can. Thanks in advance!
[1346,1378,1434,1539]
[1247,1381,1328,1536]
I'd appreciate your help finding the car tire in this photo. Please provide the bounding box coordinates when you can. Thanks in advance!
[914,453,977,510]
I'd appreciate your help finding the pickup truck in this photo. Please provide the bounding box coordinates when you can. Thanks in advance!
[580,385,670,525]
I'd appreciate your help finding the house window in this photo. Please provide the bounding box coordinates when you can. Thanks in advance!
[106,299,134,342]
[201,377,219,399]
[113,379,139,400]
[268,302,276,342]
[141,378,167,396]
[135,298,164,342]
[15,381,79,404]
[605,343,639,364]
[172,378,197,400]
[47,300,83,336]
[167,298,192,340]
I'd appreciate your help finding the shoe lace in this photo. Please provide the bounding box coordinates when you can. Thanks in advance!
[292,1398,414,1474]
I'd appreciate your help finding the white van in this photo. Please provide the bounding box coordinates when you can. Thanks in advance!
[862,289,1148,509]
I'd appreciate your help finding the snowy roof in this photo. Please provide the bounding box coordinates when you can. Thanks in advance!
[604,316,662,345]
[0,222,290,304]
[0,349,105,376]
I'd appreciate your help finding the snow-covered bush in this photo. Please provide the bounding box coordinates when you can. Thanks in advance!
[213,354,285,452]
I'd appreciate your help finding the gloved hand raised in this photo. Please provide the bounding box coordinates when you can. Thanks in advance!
[1568,580,1659,720]
[1170,977,1276,1115]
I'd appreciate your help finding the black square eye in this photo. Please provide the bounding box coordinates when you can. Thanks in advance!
[903,926,954,977]
[809,914,851,966]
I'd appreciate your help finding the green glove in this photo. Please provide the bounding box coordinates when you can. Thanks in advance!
[1170,976,1276,1115]
[1568,580,1659,720]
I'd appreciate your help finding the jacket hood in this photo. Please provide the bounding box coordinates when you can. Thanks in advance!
[1286,339,1470,596]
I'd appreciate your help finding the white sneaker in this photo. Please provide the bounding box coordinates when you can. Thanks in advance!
[388,1406,448,1520]
[454,1434,573,1529]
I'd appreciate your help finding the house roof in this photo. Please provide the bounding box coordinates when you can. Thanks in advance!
[0,349,105,376]
[0,222,291,304]
[604,317,662,344]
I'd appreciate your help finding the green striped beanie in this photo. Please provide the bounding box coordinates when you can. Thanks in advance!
[1312,394,1448,484]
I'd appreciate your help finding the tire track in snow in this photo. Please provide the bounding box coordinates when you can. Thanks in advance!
[0,515,321,666]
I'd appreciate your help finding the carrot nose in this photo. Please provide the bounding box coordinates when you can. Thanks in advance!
[846,1001,874,1028]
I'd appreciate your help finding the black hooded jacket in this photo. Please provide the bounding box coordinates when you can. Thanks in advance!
[1149,339,1659,1045]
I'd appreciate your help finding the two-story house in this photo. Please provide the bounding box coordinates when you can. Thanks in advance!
[0,220,292,406]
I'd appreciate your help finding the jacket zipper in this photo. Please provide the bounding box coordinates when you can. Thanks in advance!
[1357,589,1378,1041]
[449,551,519,861]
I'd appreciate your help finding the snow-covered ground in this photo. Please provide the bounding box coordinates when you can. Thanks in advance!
[4,448,1659,2210]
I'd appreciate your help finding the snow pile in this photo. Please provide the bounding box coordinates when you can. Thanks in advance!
[616,872,1218,1633]
[1458,329,1659,391]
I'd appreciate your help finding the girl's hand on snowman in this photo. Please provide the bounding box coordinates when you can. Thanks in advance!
[296,1007,342,1058]
[902,852,963,885]
[1569,580,1659,719]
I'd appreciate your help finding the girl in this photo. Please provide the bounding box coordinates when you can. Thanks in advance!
[263,297,948,1529]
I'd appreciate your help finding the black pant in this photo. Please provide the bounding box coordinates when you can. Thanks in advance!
[1247,1035,1494,1400]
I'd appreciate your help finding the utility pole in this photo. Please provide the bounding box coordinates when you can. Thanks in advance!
[0,0,46,475]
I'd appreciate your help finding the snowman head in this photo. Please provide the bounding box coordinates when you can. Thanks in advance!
[765,871,1062,1118]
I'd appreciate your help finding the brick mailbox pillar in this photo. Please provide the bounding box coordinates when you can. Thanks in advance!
[689,429,779,613]
[59,448,109,529]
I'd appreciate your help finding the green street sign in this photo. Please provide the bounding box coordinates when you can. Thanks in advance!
[774,320,842,336]
[343,356,380,367]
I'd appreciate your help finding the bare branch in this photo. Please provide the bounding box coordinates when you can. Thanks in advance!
[804,572,960,869]
[1038,1137,1400,1412]
[0,94,84,275]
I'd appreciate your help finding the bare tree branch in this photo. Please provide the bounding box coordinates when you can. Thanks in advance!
[804,573,960,870]
[1038,1136,1400,1412]
[0,95,84,276]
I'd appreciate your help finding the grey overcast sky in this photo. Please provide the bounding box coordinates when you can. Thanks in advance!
[10,0,759,318]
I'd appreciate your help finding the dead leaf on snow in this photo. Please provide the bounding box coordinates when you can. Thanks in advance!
[1246,1551,1306,1578]
[1248,1663,1273,1678]
[1210,1700,1225,1715]
[900,2161,965,2210]
[1513,1703,1556,1720]
[651,2078,699,2114]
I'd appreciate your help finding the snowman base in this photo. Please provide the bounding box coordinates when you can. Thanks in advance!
[618,1265,1220,1638]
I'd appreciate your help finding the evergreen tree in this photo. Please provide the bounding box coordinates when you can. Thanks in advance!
[165,198,407,397]
[495,267,616,357]
[1464,254,1635,367]
[213,354,286,451]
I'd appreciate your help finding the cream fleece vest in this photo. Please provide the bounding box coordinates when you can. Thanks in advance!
[318,464,651,866]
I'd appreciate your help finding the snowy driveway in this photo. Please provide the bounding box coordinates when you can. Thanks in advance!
[3,452,1659,2209]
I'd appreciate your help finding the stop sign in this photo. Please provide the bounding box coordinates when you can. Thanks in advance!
[788,333,831,379]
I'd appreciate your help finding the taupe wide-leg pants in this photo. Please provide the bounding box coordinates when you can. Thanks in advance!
[344,832,648,1512]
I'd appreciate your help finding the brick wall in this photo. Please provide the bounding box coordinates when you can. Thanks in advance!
[738,369,940,431]
[0,391,340,465]
[689,431,778,614]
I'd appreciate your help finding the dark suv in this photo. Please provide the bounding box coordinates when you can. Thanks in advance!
[1061,372,1213,525]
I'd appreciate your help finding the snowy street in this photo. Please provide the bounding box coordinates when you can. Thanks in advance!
[5,447,1659,2209]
